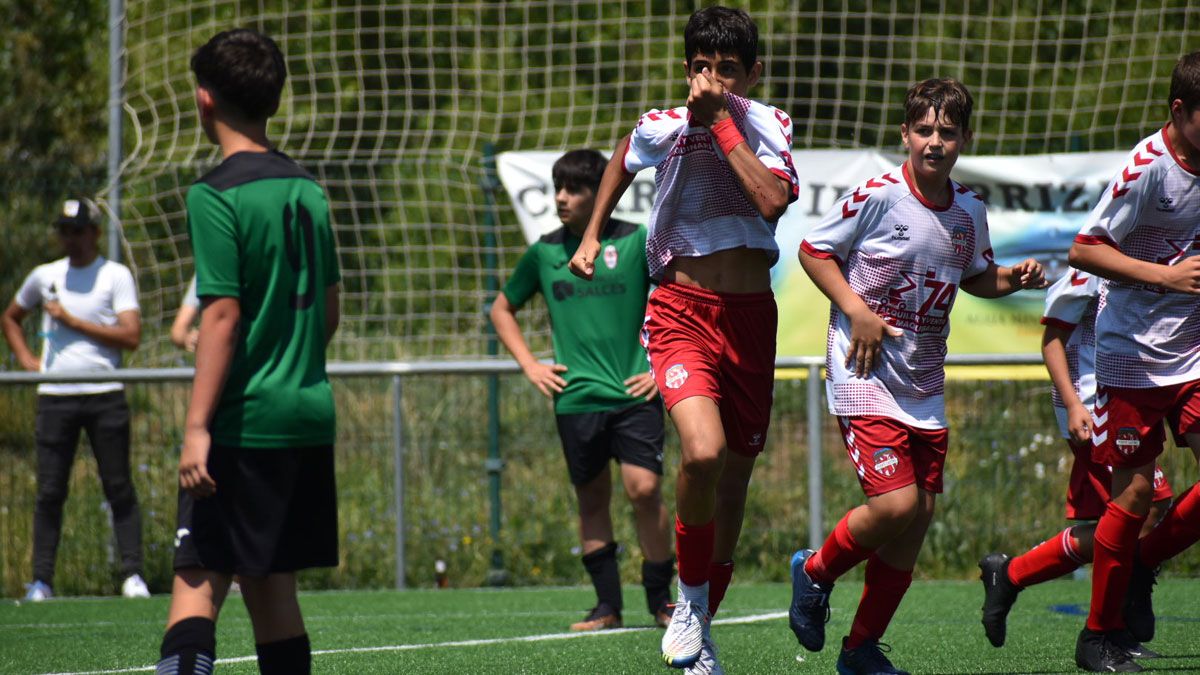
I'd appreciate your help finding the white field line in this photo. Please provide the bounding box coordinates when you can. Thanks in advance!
[41,611,787,675]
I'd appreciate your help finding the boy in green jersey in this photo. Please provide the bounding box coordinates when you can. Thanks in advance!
[157,29,340,675]
[491,150,675,631]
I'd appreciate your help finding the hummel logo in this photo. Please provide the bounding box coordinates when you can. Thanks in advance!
[1157,196,1175,212]
[892,222,910,241]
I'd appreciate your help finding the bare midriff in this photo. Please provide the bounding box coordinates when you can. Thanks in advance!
[662,247,773,294]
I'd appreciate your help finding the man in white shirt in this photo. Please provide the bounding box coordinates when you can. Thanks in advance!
[1,197,149,601]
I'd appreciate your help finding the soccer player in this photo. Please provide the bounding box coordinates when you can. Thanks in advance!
[569,7,799,671]
[789,78,1047,675]
[490,149,675,631]
[2,197,148,601]
[978,269,1171,658]
[1067,50,1200,672]
[155,29,340,675]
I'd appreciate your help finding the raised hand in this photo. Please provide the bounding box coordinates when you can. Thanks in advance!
[686,67,729,127]
[569,238,601,280]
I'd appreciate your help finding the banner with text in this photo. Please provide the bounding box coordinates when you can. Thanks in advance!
[497,149,1127,356]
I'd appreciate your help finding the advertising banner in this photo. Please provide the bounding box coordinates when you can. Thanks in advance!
[497,149,1127,356]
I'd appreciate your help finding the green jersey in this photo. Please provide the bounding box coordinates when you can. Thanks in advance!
[188,150,340,448]
[502,219,651,414]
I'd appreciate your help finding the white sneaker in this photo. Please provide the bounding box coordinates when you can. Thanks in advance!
[23,580,52,602]
[122,574,150,598]
[661,598,707,668]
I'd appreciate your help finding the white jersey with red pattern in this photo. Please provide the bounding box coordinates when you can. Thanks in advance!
[802,163,994,429]
[1074,125,1200,389]
[1041,270,1101,438]
[623,92,799,280]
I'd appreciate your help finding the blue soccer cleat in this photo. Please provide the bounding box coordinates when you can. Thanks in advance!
[790,549,833,652]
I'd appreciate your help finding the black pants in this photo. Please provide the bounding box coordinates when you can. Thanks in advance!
[33,391,142,585]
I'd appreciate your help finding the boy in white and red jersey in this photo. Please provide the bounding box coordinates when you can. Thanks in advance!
[569,6,798,671]
[978,270,1171,657]
[1067,50,1200,672]
[790,78,1047,675]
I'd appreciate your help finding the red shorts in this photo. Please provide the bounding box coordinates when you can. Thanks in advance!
[1065,440,1174,520]
[838,416,948,497]
[1092,380,1200,468]
[643,282,777,457]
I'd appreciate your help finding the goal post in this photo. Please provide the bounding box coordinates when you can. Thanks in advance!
[112,0,1198,364]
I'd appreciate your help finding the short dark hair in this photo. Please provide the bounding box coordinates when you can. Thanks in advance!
[191,29,287,121]
[552,149,606,193]
[684,6,758,73]
[1169,51,1200,114]
[904,78,974,132]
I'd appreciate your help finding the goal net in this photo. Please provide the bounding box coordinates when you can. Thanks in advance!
[114,0,1199,364]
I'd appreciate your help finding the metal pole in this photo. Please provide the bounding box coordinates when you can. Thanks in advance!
[106,0,125,262]
[392,375,406,589]
[481,142,509,586]
[807,363,824,550]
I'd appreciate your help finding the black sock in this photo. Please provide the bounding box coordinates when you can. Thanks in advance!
[157,616,216,675]
[582,542,622,614]
[255,633,311,675]
[642,555,676,615]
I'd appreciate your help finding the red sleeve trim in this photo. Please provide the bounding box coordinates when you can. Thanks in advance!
[770,167,800,203]
[800,240,843,265]
[1040,316,1078,331]
[1073,234,1119,249]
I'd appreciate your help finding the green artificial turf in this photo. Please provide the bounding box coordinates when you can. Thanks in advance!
[1,579,1197,673]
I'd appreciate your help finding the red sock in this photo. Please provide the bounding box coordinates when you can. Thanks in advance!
[805,511,872,585]
[1087,501,1146,632]
[1007,527,1088,588]
[846,555,913,649]
[707,561,734,617]
[675,516,715,587]
[1139,484,1200,568]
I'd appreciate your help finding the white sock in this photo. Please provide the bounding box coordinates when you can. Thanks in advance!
[677,580,709,608]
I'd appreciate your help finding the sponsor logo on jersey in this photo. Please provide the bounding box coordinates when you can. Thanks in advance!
[1115,427,1140,455]
[664,363,689,390]
[552,279,628,301]
[552,280,575,301]
[175,528,191,548]
[892,222,910,241]
[872,447,899,477]
[603,244,618,269]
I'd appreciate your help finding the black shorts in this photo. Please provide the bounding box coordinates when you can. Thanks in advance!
[555,400,665,486]
[173,444,338,577]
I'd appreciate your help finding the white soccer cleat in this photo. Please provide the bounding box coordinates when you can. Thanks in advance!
[122,573,151,599]
[23,580,52,602]
[685,623,724,675]
[661,599,707,668]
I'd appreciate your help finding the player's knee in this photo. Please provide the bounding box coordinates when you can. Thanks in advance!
[867,495,920,529]
[626,481,662,512]
[679,448,724,484]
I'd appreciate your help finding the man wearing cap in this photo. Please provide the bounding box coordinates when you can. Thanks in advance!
[1,197,149,601]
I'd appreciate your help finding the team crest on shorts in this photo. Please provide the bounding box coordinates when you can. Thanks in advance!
[664,363,689,389]
[1154,467,1166,490]
[873,447,899,477]
[603,244,618,269]
[1115,427,1140,455]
